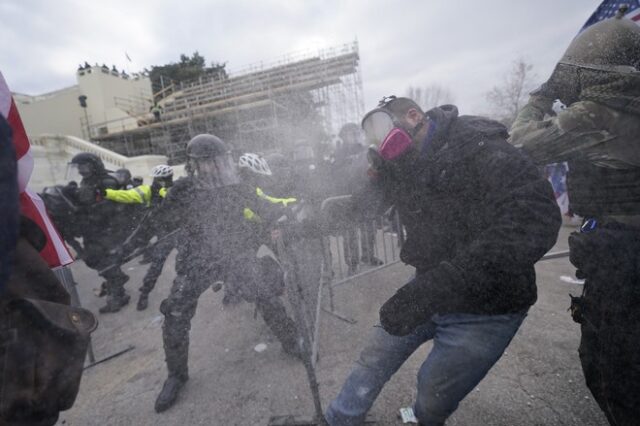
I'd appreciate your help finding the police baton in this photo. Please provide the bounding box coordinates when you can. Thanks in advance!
[98,228,180,275]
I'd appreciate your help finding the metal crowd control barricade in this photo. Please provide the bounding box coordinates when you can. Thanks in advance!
[268,195,403,425]
[53,265,96,364]
[53,265,134,369]
[321,195,404,287]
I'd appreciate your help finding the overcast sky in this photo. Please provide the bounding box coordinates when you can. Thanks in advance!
[1,0,602,115]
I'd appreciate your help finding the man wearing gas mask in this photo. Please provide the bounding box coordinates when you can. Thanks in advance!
[510,11,640,425]
[325,97,561,425]
[129,134,300,413]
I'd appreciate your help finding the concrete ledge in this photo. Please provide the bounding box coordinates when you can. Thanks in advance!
[30,134,169,190]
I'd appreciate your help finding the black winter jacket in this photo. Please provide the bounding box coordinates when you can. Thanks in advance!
[381,105,561,316]
[75,173,125,248]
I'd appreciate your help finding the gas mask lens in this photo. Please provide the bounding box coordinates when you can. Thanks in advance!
[362,110,394,147]
[362,109,415,161]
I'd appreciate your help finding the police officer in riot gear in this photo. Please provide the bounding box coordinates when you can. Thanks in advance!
[510,10,640,425]
[67,152,131,313]
[103,164,174,310]
[137,135,300,413]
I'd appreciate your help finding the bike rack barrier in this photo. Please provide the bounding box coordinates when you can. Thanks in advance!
[54,266,135,370]
[269,195,404,425]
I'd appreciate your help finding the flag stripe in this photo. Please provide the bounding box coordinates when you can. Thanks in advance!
[21,190,74,267]
[0,70,73,268]
[16,146,34,192]
[7,98,30,159]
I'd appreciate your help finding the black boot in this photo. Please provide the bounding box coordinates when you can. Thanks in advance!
[154,375,188,413]
[99,272,130,313]
[157,305,191,412]
[99,293,130,313]
[137,293,149,311]
[256,297,303,361]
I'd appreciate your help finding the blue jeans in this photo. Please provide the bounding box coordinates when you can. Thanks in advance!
[325,311,527,426]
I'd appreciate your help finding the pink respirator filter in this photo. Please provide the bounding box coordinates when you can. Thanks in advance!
[378,128,413,161]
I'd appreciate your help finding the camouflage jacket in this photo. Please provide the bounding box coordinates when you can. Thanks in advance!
[509,93,640,170]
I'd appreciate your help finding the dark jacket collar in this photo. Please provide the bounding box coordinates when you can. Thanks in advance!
[423,104,508,159]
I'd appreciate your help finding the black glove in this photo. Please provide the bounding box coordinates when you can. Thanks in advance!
[379,262,461,336]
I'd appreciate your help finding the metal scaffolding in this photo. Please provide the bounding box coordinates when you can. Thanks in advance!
[92,41,364,164]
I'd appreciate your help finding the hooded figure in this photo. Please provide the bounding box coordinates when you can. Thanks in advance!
[326,96,560,426]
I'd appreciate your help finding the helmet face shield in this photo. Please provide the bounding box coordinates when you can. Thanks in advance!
[193,153,240,187]
[66,163,89,181]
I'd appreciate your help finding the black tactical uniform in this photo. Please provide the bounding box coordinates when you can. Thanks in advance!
[146,135,299,413]
[69,153,131,313]
[510,11,640,425]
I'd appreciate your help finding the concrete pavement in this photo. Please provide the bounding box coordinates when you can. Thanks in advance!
[57,225,608,425]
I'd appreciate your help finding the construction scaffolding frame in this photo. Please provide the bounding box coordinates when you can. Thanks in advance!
[91,41,365,163]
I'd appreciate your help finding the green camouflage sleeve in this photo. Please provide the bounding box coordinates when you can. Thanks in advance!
[509,97,617,166]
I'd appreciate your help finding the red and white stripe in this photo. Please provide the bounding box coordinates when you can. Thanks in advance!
[0,71,73,268]
[627,8,640,23]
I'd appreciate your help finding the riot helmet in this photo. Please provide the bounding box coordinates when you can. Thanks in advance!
[67,152,105,180]
[185,134,239,187]
[562,13,640,72]
[111,168,132,188]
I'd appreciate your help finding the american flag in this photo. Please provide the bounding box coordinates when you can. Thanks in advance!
[581,0,640,30]
[546,1,640,217]
[545,163,571,216]
[0,71,73,268]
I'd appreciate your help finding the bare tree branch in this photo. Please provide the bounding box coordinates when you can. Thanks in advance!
[485,59,538,127]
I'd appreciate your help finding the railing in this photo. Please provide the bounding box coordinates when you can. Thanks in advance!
[31,134,168,177]
[153,82,177,103]
[33,134,130,168]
